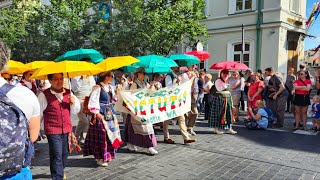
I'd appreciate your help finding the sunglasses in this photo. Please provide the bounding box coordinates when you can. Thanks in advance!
[299,73,305,76]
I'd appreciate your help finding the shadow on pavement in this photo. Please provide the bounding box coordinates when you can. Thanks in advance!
[33,174,51,179]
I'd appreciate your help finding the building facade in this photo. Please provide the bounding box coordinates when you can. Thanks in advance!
[197,0,306,76]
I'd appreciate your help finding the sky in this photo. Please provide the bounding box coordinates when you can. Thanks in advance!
[305,0,320,50]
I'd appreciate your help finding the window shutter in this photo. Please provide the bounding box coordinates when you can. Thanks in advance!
[228,0,236,14]
[252,0,257,11]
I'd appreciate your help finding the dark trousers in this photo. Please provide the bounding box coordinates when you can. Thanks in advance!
[47,134,69,180]
[286,93,293,111]
[240,91,245,111]
[204,94,210,120]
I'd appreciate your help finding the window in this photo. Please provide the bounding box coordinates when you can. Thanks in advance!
[233,43,250,67]
[229,0,255,14]
[290,0,300,15]
[236,0,252,12]
[227,39,254,68]
[199,43,208,70]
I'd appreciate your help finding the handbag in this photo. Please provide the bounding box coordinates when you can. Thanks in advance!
[82,96,93,116]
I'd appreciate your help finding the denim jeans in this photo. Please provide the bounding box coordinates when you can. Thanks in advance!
[197,93,204,113]
[47,134,69,180]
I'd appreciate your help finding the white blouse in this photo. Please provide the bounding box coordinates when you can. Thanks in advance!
[203,81,213,94]
[215,79,229,92]
[88,82,115,115]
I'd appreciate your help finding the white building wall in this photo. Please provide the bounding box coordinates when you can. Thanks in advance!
[201,0,306,75]
[260,27,281,71]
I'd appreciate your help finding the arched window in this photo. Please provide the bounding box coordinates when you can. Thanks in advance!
[233,43,250,67]
[227,39,254,68]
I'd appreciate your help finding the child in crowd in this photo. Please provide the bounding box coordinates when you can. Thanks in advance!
[246,100,268,129]
[310,95,320,132]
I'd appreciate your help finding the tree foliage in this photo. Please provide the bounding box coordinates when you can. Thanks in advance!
[0,0,207,62]
[106,0,208,56]
[0,0,102,62]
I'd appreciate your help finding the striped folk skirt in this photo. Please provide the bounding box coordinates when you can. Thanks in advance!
[208,95,235,129]
[124,115,157,148]
[83,118,117,162]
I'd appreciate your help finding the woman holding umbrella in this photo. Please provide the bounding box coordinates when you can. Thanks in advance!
[124,67,158,155]
[208,69,237,135]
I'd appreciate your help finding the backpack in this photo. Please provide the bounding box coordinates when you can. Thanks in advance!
[0,84,30,177]
[261,107,276,126]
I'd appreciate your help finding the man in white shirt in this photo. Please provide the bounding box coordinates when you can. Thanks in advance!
[0,40,41,179]
[162,66,196,144]
[71,75,96,143]
[181,65,198,136]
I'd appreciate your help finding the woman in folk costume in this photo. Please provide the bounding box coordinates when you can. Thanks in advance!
[208,69,237,135]
[124,67,158,155]
[83,71,123,167]
[19,70,38,95]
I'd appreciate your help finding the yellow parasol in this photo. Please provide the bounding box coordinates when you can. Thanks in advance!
[97,56,139,72]
[25,61,55,71]
[5,60,28,74]
[30,61,104,80]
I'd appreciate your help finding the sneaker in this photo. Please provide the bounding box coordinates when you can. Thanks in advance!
[225,129,237,135]
[187,129,197,136]
[164,139,175,144]
[97,159,108,167]
[147,147,158,155]
[127,143,138,152]
[184,138,197,144]
[213,128,224,135]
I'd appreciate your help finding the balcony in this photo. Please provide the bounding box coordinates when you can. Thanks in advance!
[0,0,13,8]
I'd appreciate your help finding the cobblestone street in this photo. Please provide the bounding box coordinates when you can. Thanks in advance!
[32,113,320,180]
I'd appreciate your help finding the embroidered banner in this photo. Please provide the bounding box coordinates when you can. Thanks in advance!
[115,80,192,124]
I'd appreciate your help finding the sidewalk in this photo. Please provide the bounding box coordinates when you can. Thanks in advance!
[32,112,320,180]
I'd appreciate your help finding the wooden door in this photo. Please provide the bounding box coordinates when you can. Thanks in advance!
[287,41,298,74]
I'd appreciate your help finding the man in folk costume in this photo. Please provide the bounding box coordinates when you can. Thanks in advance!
[163,66,197,144]
[38,73,80,180]
[181,65,199,136]
[19,70,38,95]
[71,75,96,144]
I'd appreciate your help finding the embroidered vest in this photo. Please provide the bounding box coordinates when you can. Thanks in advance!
[43,89,72,135]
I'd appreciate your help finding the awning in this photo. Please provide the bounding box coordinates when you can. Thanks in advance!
[287,30,316,38]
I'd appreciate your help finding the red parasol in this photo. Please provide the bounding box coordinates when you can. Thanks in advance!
[210,61,249,70]
[184,50,210,61]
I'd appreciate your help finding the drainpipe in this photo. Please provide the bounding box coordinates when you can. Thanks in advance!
[255,0,262,70]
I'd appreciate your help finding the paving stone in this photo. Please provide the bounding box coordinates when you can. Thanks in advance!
[31,113,320,179]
